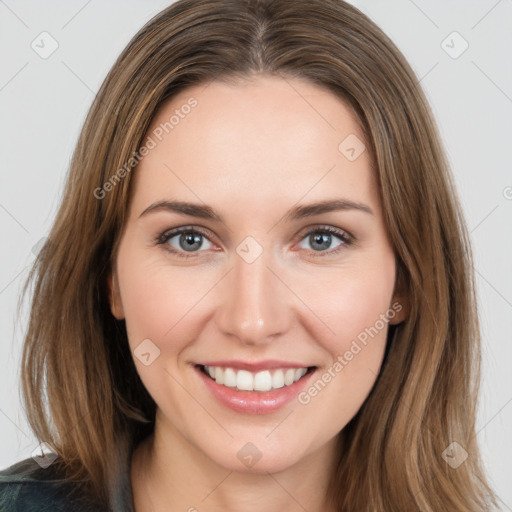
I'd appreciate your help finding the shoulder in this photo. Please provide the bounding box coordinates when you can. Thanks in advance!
[0,457,108,512]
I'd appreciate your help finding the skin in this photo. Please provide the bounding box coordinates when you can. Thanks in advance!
[108,74,407,512]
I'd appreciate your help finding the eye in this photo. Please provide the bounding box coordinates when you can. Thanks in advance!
[156,227,215,258]
[156,225,354,259]
[297,226,353,256]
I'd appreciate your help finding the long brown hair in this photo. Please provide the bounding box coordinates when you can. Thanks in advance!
[19,0,498,509]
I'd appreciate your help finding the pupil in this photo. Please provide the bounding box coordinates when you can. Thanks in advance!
[181,232,202,251]
[311,233,330,251]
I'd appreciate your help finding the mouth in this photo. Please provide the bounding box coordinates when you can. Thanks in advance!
[195,364,317,393]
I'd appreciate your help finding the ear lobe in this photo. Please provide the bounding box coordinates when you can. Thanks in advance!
[389,268,409,325]
[389,292,408,325]
[107,270,125,320]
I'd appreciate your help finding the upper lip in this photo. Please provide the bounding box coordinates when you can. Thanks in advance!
[195,360,316,372]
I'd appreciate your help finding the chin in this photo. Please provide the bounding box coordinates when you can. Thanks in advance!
[204,440,308,475]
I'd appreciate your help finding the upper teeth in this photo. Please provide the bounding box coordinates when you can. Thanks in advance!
[204,365,309,392]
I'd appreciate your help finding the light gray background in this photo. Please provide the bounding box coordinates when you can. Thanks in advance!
[1,0,511,508]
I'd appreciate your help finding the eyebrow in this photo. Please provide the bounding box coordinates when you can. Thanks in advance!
[138,198,374,222]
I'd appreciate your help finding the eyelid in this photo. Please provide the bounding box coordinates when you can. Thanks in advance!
[155,225,220,259]
[155,223,355,258]
[293,224,354,257]
[156,225,215,245]
[294,224,354,243]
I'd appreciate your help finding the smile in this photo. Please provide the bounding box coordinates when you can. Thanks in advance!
[199,364,315,392]
[194,363,318,414]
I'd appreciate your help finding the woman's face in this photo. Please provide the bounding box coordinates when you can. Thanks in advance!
[109,75,406,473]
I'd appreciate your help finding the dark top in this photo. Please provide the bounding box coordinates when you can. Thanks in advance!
[0,455,135,512]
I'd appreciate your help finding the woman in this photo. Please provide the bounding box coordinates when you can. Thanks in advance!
[0,0,499,510]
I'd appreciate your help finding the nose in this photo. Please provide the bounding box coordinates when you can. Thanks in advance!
[215,244,293,346]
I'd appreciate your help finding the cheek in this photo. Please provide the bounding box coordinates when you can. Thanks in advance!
[332,278,392,353]
[119,270,176,348]
[304,258,396,354]
[115,245,214,414]
[296,255,396,423]
[116,242,208,352]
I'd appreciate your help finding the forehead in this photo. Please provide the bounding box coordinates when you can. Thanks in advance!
[131,75,378,218]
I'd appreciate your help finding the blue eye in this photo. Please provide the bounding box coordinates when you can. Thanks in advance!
[156,225,353,259]
[297,226,352,256]
[157,227,213,257]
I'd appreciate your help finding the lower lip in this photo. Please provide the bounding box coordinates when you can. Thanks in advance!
[194,365,316,415]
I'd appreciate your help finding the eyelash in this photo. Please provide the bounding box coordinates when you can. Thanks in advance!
[155,225,354,259]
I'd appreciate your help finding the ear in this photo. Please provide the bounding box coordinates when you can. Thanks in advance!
[107,269,125,320]
[389,266,409,325]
